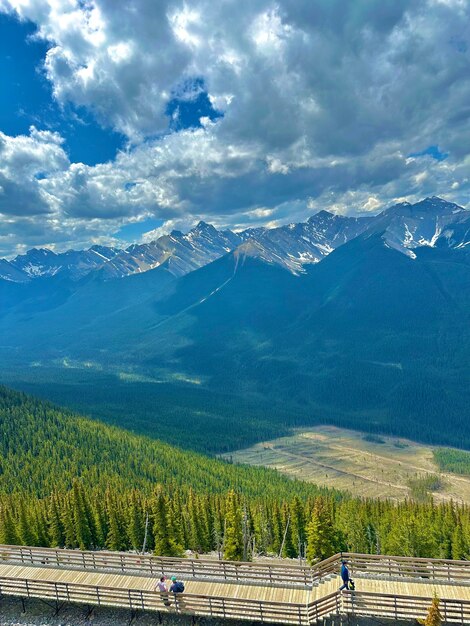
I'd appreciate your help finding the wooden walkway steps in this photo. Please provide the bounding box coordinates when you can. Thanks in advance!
[2,545,470,623]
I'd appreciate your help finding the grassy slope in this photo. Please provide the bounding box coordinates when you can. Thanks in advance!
[226,425,470,504]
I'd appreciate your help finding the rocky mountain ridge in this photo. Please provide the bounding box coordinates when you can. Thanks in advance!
[2,197,468,282]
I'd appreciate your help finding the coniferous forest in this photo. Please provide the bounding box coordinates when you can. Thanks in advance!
[1,385,470,563]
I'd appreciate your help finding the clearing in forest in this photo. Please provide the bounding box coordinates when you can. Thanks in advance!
[226,426,470,503]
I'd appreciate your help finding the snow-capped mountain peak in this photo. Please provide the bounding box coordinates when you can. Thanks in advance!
[2,197,469,283]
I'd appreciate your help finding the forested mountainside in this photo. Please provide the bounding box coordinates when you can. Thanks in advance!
[0,385,322,499]
[1,197,470,454]
[1,386,470,562]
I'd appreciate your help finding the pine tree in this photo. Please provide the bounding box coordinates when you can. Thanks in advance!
[92,495,107,548]
[290,496,306,558]
[153,491,182,557]
[419,595,442,626]
[306,498,338,564]
[48,494,65,547]
[61,496,77,548]
[106,491,127,552]
[71,480,93,550]
[223,490,244,561]
[0,505,19,545]
[16,501,35,546]
[452,522,467,560]
[127,491,145,551]
[187,490,207,552]
[280,502,296,558]
[33,507,50,547]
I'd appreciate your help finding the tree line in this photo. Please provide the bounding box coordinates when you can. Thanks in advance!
[1,482,469,563]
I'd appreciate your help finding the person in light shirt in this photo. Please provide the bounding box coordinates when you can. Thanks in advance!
[155,576,170,606]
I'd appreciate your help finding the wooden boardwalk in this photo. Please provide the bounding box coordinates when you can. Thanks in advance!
[2,545,470,623]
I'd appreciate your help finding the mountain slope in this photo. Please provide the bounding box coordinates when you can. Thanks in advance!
[10,246,120,279]
[2,198,470,452]
[3,197,469,283]
[0,384,323,499]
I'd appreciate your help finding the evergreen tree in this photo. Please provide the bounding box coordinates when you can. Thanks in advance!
[387,515,435,558]
[306,498,338,564]
[127,491,145,551]
[187,489,207,552]
[61,496,77,548]
[106,491,127,551]
[0,505,19,545]
[223,490,244,561]
[290,496,306,558]
[48,494,65,547]
[16,501,35,546]
[71,480,93,550]
[153,491,182,557]
[452,522,467,560]
[280,502,296,558]
[419,595,442,626]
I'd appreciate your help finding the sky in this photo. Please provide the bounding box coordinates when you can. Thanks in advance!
[0,0,470,257]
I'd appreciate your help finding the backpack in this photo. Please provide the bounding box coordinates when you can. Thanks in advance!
[173,581,185,593]
[348,579,355,591]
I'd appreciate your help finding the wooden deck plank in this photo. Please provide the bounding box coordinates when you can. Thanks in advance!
[3,559,470,625]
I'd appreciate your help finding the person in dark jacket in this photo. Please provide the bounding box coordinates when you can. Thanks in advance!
[339,560,350,591]
[170,576,185,593]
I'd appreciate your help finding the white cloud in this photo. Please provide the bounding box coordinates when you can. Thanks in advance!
[1,0,470,254]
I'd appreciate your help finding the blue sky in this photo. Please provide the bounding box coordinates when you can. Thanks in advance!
[0,12,124,165]
[0,0,470,256]
[1,13,221,167]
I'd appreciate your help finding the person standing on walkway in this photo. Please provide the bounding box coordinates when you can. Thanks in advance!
[339,560,350,591]
[155,576,171,606]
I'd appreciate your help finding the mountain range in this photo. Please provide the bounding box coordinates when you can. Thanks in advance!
[1,196,470,452]
[3,196,468,283]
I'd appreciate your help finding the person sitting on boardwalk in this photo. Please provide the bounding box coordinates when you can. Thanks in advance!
[339,560,350,591]
[170,576,185,593]
[155,576,171,606]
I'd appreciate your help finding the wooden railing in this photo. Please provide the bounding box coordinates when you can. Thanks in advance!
[343,589,470,624]
[3,545,470,624]
[0,574,310,625]
[307,591,341,623]
[0,544,313,587]
[339,552,470,585]
[2,545,470,588]
[5,572,470,625]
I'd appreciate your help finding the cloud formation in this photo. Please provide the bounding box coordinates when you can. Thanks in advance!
[1,0,470,255]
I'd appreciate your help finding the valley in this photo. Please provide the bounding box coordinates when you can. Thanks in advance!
[1,198,470,456]
[225,426,470,504]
